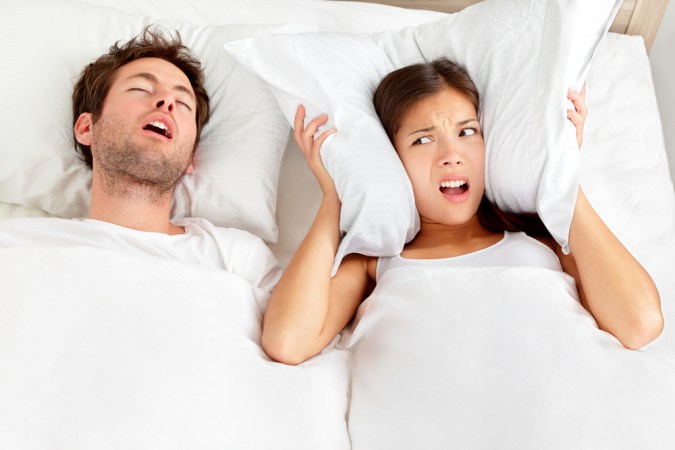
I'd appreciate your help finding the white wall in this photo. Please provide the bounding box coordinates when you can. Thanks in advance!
[650,0,675,185]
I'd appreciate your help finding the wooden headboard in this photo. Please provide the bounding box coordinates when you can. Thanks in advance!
[345,0,668,52]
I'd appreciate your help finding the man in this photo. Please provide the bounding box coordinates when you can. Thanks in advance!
[71,27,209,236]
[0,27,281,290]
[0,27,291,447]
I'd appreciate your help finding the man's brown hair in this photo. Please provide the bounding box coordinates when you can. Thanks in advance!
[72,26,210,168]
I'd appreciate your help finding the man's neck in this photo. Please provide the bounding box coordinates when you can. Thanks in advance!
[88,173,185,235]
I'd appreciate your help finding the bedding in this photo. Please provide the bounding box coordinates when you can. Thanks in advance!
[0,244,350,449]
[343,265,675,449]
[1,0,674,448]
[225,0,622,270]
[68,0,445,31]
[0,1,316,243]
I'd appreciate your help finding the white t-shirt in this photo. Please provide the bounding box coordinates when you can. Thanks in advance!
[0,217,282,293]
[377,231,562,281]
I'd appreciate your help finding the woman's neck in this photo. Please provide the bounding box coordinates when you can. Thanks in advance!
[403,215,502,259]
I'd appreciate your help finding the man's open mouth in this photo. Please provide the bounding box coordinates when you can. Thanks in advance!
[143,121,173,139]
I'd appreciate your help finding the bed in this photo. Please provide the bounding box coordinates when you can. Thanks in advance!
[1,0,674,449]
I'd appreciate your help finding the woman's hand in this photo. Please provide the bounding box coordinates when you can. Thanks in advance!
[567,85,587,149]
[294,104,338,196]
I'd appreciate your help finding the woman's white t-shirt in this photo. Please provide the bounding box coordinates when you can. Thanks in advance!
[377,231,562,281]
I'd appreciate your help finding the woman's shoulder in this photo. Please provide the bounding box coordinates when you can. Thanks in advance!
[499,231,564,272]
[524,234,561,256]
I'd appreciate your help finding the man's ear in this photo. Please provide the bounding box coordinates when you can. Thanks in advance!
[184,158,194,175]
[74,113,93,146]
[184,147,197,175]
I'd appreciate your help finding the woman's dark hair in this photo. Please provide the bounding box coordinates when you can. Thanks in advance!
[373,57,551,239]
[72,26,211,169]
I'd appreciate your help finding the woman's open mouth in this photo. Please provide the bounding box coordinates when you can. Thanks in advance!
[439,179,470,202]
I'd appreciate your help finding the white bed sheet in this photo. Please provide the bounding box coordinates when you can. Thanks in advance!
[345,265,675,449]
[0,245,350,449]
[1,0,674,448]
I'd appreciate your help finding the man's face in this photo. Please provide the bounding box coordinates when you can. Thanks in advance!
[90,57,198,193]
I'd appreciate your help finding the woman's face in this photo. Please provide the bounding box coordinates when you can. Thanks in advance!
[393,86,485,227]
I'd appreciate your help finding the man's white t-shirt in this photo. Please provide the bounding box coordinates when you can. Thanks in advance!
[0,217,281,293]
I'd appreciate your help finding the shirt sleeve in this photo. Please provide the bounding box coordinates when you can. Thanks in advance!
[196,220,283,293]
[240,236,283,294]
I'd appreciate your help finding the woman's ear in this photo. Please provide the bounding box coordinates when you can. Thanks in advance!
[74,113,93,146]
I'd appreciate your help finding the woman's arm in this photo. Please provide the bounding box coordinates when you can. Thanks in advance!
[262,106,373,365]
[559,88,663,350]
[559,189,663,349]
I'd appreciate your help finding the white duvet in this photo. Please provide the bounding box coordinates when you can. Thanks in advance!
[0,246,350,450]
[345,266,675,450]
[2,250,674,449]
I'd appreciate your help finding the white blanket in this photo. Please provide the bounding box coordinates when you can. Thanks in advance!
[0,246,350,450]
[345,266,675,450]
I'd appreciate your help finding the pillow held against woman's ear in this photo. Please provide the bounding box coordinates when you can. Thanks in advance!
[225,0,621,269]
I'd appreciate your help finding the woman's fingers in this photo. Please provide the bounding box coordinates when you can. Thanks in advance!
[291,104,338,192]
[567,88,587,118]
[567,86,587,149]
[567,109,584,126]
[293,104,333,157]
[308,127,336,169]
[293,104,306,150]
[294,105,327,150]
[305,114,330,138]
[313,128,337,154]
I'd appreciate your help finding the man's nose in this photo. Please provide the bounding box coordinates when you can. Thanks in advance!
[155,95,174,112]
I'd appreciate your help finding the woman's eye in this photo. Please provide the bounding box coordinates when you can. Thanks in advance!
[130,87,150,94]
[460,127,477,137]
[413,136,432,145]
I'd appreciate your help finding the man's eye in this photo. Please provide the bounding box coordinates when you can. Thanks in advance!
[460,127,477,137]
[129,87,150,94]
[177,101,193,111]
[413,136,432,145]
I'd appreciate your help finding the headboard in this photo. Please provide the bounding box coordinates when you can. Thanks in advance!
[342,0,669,52]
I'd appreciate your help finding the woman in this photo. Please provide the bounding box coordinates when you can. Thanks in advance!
[263,58,663,365]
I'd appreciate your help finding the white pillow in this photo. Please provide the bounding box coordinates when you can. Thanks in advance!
[225,0,621,267]
[0,1,313,242]
[71,0,444,32]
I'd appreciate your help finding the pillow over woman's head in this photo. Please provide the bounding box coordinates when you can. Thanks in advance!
[226,0,621,268]
[0,0,313,242]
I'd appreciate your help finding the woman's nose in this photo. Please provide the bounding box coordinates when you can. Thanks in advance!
[438,142,464,166]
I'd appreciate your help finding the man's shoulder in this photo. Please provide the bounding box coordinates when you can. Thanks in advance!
[0,216,77,233]
[0,217,87,246]
[175,217,280,290]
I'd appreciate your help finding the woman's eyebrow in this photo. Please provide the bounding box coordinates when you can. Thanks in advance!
[124,72,195,101]
[457,118,479,126]
[408,125,435,137]
[407,118,479,137]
